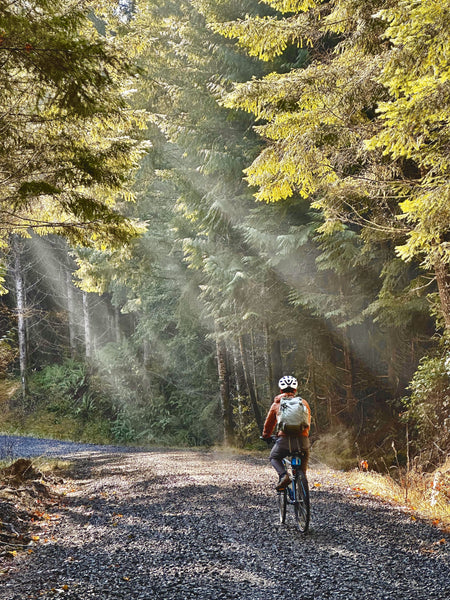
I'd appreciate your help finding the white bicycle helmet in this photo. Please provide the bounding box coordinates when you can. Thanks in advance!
[278,375,298,390]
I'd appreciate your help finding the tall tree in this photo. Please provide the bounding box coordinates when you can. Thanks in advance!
[0,0,145,251]
[11,236,28,400]
[368,1,450,328]
[214,0,450,333]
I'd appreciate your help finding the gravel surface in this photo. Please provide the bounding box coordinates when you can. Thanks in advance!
[0,434,139,460]
[1,440,449,600]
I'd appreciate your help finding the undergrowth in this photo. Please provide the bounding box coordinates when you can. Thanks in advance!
[345,461,450,533]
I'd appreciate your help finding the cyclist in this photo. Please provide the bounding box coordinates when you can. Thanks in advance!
[261,375,311,491]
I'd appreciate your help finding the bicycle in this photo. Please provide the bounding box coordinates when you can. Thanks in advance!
[262,436,310,534]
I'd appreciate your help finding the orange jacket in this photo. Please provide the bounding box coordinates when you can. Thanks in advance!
[262,392,311,438]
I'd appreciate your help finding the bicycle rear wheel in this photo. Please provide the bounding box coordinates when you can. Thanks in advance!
[294,471,310,533]
[277,489,287,524]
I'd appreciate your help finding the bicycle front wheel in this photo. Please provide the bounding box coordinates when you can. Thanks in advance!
[277,489,287,524]
[294,471,310,534]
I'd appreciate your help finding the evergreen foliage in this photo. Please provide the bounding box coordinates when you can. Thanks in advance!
[0,0,448,466]
[403,348,450,468]
[0,0,146,249]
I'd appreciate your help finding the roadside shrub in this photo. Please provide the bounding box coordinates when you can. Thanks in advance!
[26,359,116,442]
[0,336,17,376]
[95,341,220,447]
[403,351,450,468]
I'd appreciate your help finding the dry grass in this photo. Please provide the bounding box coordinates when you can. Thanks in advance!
[345,459,450,532]
[0,379,19,403]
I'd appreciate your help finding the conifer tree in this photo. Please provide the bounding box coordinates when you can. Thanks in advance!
[0,0,146,250]
[213,0,450,333]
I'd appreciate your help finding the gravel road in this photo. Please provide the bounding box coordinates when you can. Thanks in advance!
[1,439,449,600]
[0,434,137,460]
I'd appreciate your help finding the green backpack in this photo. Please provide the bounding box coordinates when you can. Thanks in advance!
[277,397,308,434]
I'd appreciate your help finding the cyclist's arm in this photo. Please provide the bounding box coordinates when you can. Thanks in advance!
[262,403,278,438]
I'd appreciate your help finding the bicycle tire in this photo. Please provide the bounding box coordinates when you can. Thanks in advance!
[277,489,287,524]
[293,470,310,534]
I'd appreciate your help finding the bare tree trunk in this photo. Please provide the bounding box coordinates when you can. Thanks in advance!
[114,305,121,343]
[232,344,245,443]
[238,334,263,431]
[66,269,77,357]
[338,278,355,414]
[264,321,274,396]
[250,328,258,393]
[387,340,400,394]
[327,388,334,427]
[143,337,151,392]
[216,335,234,445]
[12,236,28,401]
[342,327,355,410]
[307,346,319,433]
[270,337,283,394]
[434,258,450,331]
[82,291,92,359]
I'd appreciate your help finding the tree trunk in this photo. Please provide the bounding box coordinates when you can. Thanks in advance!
[434,258,450,331]
[250,328,258,393]
[342,327,355,410]
[264,321,274,396]
[12,236,28,401]
[307,346,319,433]
[270,337,283,395]
[143,337,151,392]
[66,269,77,357]
[232,345,246,443]
[216,335,234,445]
[238,334,263,431]
[82,291,92,359]
[114,305,121,343]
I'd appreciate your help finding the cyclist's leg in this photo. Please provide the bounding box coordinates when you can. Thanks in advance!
[269,436,290,475]
[269,436,291,487]
[293,435,310,473]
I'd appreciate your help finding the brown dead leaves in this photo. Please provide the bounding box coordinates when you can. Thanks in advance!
[0,459,64,574]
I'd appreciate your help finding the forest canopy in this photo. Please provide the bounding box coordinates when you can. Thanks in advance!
[0,0,449,470]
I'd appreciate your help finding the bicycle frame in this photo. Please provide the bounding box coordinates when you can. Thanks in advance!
[282,454,302,504]
[277,452,310,534]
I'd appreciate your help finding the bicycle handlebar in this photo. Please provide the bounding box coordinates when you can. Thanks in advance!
[260,435,277,447]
